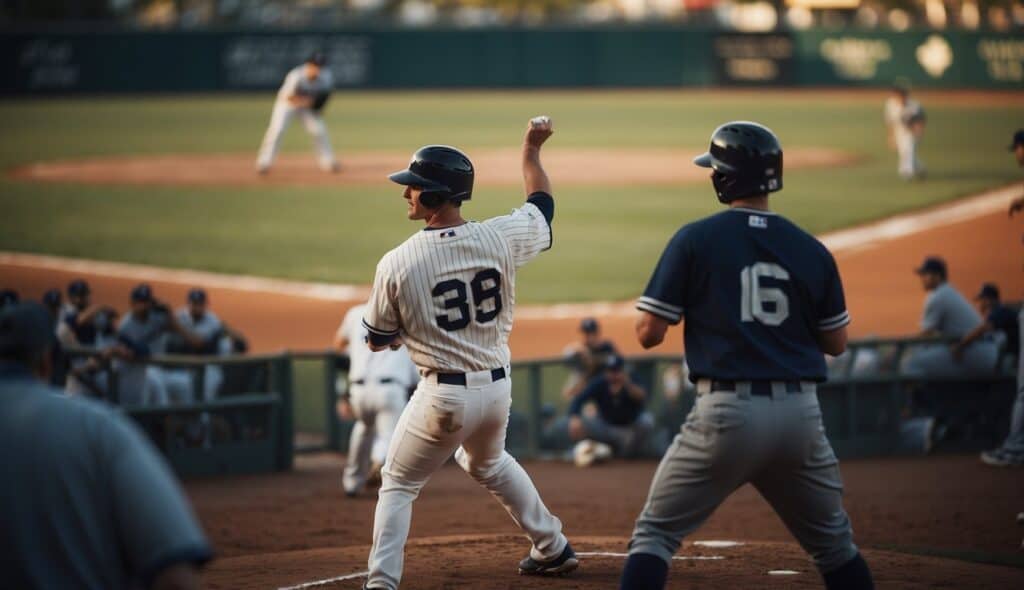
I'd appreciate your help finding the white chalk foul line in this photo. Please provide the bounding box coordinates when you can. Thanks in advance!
[277,570,369,590]
[3,182,1019,319]
[276,551,727,589]
[577,551,725,561]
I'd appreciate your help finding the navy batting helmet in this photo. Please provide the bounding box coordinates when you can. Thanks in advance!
[694,121,783,203]
[389,145,474,208]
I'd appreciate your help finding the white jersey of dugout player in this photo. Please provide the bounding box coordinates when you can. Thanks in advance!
[336,303,418,495]
[256,64,338,173]
[885,95,925,179]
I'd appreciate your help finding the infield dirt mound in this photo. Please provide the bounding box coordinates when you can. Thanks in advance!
[203,534,1024,589]
[9,147,854,188]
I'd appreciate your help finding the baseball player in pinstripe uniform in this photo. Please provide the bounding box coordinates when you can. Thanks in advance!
[360,117,577,589]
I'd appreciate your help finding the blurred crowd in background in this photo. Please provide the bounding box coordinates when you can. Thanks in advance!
[3,0,1024,31]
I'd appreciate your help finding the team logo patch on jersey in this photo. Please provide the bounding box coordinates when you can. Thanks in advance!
[439,229,457,238]
[748,215,768,229]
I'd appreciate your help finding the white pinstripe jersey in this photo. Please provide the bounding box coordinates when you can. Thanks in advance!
[363,201,552,373]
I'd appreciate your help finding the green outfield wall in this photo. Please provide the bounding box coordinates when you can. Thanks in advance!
[0,27,1021,93]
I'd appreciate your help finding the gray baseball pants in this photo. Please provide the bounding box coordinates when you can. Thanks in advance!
[628,380,859,574]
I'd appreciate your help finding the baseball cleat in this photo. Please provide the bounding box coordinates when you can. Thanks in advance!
[518,543,579,576]
[257,165,270,176]
[980,449,1024,467]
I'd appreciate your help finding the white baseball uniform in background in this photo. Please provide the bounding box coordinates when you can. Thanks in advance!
[885,96,925,179]
[256,65,337,172]
[361,199,566,590]
[337,304,418,495]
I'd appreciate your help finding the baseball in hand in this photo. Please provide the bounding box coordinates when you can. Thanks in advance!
[530,115,551,129]
[526,115,554,148]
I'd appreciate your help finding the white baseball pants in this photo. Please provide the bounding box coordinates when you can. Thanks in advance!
[343,382,407,494]
[365,370,567,590]
[895,129,923,179]
[256,103,336,170]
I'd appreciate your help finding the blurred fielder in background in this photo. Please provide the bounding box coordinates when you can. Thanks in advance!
[885,83,926,180]
[256,51,340,175]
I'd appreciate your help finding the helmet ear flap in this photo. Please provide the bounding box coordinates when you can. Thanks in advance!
[419,191,446,209]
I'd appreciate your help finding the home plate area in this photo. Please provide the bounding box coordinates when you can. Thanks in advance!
[201,534,1024,589]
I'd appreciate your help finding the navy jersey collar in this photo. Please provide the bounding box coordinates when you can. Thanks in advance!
[729,207,778,216]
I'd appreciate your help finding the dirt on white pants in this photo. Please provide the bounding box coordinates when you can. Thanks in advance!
[365,370,567,590]
[256,103,336,170]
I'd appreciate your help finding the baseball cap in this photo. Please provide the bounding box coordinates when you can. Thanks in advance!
[605,354,625,372]
[975,283,1000,301]
[67,279,90,297]
[914,256,947,277]
[187,288,207,304]
[42,288,62,308]
[1010,129,1024,150]
[580,317,599,334]
[130,283,154,303]
[306,51,327,66]
[0,289,19,308]
[0,302,56,362]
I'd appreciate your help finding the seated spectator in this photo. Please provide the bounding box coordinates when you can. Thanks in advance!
[0,302,212,589]
[41,288,68,387]
[58,279,119,395]
[561,317,619,400]
[901,257,998,377]
[169,288,245,401]
[546,355,660,467]
[956,283,1019,369]
[115,283,204,406]
[973,283,1024,467]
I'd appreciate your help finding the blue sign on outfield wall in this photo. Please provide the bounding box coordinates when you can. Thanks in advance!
[0,29,1020,93]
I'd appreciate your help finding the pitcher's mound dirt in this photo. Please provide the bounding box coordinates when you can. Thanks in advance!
[203,534,1024,589]
[9,147,854,188]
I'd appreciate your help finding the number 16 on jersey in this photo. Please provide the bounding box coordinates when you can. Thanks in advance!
[740,263,790,327]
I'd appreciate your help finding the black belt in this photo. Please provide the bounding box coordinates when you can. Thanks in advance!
[352,377,395,386]
[437,367,506,387]
[710,380,804,396]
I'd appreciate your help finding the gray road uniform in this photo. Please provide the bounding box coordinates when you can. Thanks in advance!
[902,283,999,377]
[0,363,212,589]
[174,308,229,401]
[627,207,861,576]
[116,309,186,406]
[256,65,337,171]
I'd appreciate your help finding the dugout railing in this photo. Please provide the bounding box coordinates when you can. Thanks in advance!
[61,334,1017,477]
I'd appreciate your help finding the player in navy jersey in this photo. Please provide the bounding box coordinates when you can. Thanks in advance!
[620,122,874,590]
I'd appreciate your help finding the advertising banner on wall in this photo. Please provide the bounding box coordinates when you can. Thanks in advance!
[713,33,796,85]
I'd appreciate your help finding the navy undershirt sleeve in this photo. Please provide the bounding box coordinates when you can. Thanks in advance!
[527,192,554,224]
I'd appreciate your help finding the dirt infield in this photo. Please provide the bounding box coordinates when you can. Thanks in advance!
[7,147,853,188]
[192,454,1024,589]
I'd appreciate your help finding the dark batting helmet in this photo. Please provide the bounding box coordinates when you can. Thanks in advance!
[694,121,783,203]
[388,145,474,208]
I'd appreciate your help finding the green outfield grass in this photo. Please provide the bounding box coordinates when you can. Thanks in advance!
[1,91,1021,303]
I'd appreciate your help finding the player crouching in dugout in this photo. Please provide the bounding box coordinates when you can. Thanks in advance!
[544,354,668,466]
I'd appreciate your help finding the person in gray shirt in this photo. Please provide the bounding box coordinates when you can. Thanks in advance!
[902,257,998,376]
[0,302,212,590]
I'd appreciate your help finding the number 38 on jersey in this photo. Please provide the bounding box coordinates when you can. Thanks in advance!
[432,269,503,332]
